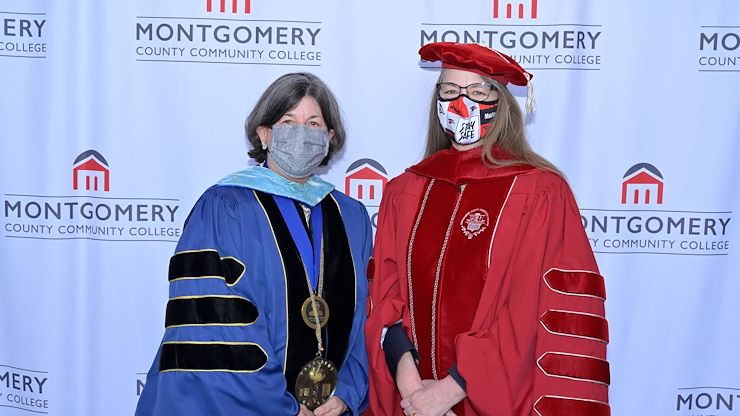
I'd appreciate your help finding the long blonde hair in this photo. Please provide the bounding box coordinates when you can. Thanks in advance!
[425,70,561,175]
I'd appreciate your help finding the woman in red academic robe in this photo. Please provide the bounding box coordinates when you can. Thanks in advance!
[365,42,610,416]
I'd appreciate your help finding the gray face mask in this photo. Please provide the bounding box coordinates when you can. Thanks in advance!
[268,124,330,179]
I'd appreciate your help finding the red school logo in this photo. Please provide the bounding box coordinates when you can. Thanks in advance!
[621,163,664,205]
[73,150,110,192]
[206,0,251,14]
[493,0,538,19]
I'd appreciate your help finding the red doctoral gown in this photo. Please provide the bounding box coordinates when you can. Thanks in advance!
[365,147,610,416]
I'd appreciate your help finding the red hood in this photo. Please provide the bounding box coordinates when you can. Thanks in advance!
[407,145,535,185]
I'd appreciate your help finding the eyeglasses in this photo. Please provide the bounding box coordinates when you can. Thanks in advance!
[436,82,497,103]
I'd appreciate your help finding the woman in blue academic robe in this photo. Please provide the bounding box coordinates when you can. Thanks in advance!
[136,73,371,416]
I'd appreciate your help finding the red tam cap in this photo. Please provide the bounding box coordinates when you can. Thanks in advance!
[419,42,536,111]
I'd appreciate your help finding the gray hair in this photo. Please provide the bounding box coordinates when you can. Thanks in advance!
[245,72,346,166]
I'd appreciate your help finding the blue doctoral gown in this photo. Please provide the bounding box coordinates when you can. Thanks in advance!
[136,167,371,415]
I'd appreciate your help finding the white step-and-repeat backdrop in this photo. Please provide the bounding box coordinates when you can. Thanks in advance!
[1,0,739,415]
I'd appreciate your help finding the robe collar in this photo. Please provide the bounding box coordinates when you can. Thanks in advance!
[407,145,534,185]
[218,166,334,207]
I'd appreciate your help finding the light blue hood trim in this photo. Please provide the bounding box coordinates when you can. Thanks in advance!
[217,166,335,207]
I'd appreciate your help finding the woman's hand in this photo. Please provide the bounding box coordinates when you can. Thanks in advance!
[313,397,347,416]
[400,376,466,416]
[299,404,315,416]
[395,352,424,398]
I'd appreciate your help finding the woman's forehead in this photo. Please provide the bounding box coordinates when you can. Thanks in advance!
[441,69,485,84]
[285,95,322,115]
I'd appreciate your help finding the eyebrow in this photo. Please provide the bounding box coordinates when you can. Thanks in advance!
[282,112,322,120]
[440,81,486,85]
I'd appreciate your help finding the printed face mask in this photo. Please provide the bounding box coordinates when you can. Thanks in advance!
[436,96,498,145]
[268,124,330,179]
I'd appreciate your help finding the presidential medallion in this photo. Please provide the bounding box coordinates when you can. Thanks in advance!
[460,208,490,239]
[301,296,330,329]
[295,357,338,410]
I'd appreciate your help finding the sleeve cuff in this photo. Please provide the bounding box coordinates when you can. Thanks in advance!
[447,365,467,393]
[330,392,354,416]
[382,322,418,380]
